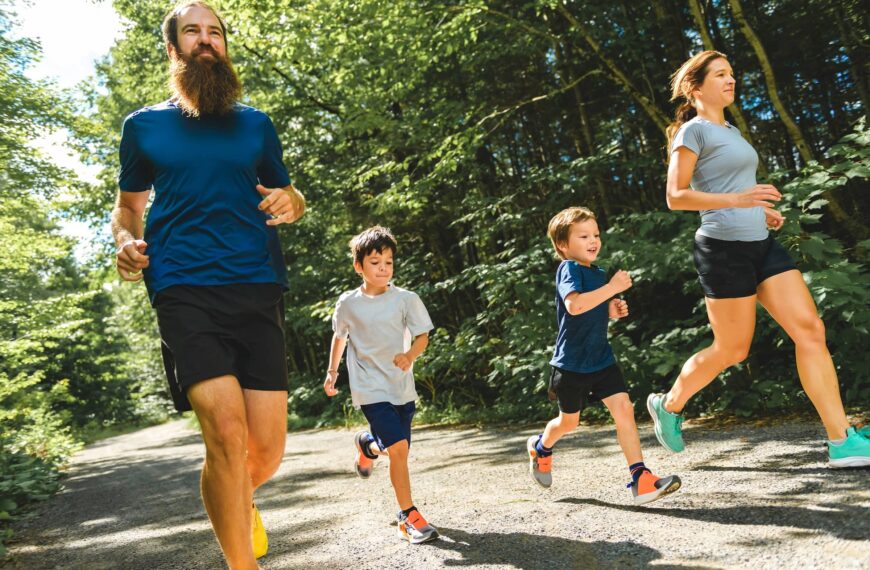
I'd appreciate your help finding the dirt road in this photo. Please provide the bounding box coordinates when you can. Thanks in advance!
[2,418,868,569]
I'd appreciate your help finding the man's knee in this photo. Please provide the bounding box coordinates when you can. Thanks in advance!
[203,416,248,463]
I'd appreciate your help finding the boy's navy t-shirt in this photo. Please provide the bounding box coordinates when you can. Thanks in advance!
[549,260,615,373]
[118,100,291,302]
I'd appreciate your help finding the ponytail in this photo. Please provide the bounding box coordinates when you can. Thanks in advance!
[666,50,727,160]
[666,102,697,154]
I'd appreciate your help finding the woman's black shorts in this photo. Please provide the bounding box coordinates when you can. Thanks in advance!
[155,283,289,412]
[693,234,797,299]
[548,364,628,414]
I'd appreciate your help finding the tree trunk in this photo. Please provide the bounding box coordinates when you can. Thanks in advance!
[834,6,870,121]
[687,0,768,177]
[557,5,670,136]
[726,0,815,165]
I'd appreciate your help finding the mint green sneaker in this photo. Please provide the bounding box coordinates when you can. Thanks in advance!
[860,425,869,438]
[828,427,870,468]
[646,393,685,453]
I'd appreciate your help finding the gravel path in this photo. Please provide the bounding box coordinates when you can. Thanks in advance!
[2,417,868,569]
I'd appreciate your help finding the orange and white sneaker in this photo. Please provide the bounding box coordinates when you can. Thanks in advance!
[526,435,552,488]
[397,508,439,544]
[629,469,681,506]
[353,431,376,479]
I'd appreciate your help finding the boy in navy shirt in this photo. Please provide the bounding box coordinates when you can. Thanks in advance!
[526,207,682,505]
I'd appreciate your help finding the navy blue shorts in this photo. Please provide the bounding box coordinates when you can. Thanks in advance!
[693,234,797,299]
[360,401,416,450]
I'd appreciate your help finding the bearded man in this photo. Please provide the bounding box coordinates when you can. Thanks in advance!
[111,2,303,568]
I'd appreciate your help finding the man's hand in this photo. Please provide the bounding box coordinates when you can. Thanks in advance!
[609,298,628,319]
[393,353,413,372]
[323,370,339,397]
[116,239,149,282]
[256,184,305,226]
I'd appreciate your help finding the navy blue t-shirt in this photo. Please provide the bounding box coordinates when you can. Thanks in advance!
[549,260,616,373]
[118,100,291,302]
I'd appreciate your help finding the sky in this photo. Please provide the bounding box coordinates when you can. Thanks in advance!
[13,0,124,256]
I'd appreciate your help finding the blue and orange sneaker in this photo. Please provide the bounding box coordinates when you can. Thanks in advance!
[397,508,439,544]
[526,435,552,488]
[354,431,377,478]
[629,469,681,506]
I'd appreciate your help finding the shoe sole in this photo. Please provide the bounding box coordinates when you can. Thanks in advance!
[829,456,870,468]
[398,528,440,544]
[646,394,683,454]
[633,475,682,506]
[353,431,374,479]
[526,435,552,489]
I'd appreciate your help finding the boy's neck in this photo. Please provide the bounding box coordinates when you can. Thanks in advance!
[568,257,592,268]
[361,281,390,296]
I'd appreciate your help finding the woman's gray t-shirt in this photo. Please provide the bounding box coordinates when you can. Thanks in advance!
[332,285,434,408]
[671,116,767,241]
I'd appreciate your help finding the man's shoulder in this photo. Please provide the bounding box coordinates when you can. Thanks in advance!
[124,100,177,122]
[233,103,272,122]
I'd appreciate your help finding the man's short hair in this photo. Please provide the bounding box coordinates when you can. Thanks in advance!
[547,207,597,260]
[350,226,398,266]
[162,1,228,52]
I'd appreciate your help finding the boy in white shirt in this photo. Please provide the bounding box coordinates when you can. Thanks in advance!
[324,226,438,544]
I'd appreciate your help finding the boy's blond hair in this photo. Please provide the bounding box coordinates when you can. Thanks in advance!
[547,207,597,259]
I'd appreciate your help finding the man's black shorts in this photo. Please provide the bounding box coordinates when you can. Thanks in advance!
[155,283,289,412]
[693,234,797,299]
[548,364,628,414]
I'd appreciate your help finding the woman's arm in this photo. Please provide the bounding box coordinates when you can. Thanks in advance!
[666,147,781,212]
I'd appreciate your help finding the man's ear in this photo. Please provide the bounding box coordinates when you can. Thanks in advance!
[166,42,176,60]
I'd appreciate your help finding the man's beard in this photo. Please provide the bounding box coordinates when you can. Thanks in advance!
[169,47,241,117]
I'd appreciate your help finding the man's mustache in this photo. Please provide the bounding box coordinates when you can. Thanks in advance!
[191,45,220,59]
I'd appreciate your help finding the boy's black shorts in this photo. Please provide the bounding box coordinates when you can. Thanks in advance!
[155,283,289,412]
[548,364,628,414]
[693,234,797,299]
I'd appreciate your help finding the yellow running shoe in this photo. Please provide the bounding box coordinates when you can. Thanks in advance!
[252,503,268,559]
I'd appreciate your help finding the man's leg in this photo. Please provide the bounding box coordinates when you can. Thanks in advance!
[243,389,288,490]
[187,375,258,570]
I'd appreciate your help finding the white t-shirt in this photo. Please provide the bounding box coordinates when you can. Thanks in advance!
[332,284,434,408]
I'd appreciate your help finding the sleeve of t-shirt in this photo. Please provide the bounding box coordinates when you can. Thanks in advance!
[256,115,292,188]
[332,298,350,339]
[670,122,702,156]
[556,262,585,301]
[404,292,434,337]
[118,115,154,192]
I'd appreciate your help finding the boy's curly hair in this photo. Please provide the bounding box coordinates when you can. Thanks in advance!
[547,207,597,259]
[349,226,397,266]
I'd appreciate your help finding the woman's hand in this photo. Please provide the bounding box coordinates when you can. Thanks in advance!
[732,184,782,209]
[765,207,785,230]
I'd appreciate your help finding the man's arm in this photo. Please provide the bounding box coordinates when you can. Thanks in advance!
[256,183,305,225]
[111,190,151,282]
